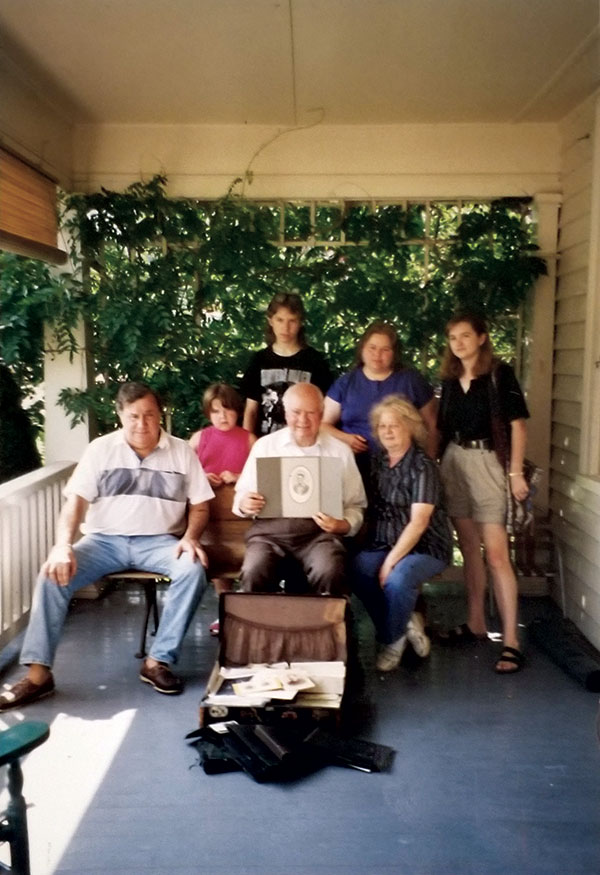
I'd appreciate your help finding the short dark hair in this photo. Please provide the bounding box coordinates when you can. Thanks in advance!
[264,292,307,346]
[116,382,163,412]
[202,382,244,418]
[354,321,403,370]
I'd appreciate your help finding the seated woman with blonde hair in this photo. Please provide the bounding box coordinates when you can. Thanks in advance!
[352,395,452,672]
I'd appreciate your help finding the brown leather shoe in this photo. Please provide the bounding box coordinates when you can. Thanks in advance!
[0,675,55,711]
[139,662,183,695]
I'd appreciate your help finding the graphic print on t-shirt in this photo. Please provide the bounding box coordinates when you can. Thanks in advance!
[260,367,311,434]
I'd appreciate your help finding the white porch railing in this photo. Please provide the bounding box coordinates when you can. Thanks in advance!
[0,462,75,650]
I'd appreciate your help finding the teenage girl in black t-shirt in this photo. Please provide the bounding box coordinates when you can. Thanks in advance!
[437,312,529,674]
[240,292,332,436]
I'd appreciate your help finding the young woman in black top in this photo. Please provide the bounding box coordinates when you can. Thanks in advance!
[240,292,332,436]
[437,312,529,673]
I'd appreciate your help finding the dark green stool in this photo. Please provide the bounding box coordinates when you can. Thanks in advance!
[0,721,49,875]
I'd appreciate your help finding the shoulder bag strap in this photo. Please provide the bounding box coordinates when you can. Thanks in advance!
[487,367,510,471]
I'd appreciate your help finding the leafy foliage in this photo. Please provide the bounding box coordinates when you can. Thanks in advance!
[0,252,85,433]
[1,176,546,441]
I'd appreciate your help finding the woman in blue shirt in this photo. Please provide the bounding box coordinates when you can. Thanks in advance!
[322,322,437,467]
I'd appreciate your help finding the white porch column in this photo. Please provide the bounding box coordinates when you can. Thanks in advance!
[527,192,562,511]
[44,318,92,463]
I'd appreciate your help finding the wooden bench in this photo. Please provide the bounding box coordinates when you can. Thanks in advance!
[200,484,251,582]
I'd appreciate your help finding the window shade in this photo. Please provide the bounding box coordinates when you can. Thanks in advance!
[0,148,67,264]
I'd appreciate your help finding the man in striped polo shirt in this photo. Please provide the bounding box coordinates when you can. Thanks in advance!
[0,382,214,710]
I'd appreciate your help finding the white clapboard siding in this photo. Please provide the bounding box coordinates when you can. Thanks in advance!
[555,271,588,304]
[555,294,587,325]
[551,422,581,456]
[552,398,581,428]
[554,320,586,350]
[552,93,600,649]
[553,349,584,375]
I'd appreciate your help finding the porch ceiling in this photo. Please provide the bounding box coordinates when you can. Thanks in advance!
[0,0,598,127]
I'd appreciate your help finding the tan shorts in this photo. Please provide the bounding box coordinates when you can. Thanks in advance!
[440,442,507,525]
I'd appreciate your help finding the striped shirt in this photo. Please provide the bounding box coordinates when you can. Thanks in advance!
[367,444,452,563]
[66,429,214,537]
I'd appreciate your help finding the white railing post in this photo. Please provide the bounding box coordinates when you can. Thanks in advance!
[0,463,76,649]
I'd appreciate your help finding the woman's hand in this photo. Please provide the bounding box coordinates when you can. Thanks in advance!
[378,553,397,587]
[321,398,367,453]
[347,433,368,454]
[377,505,433,587]
[509,473,529,502]
[207,472,223,487]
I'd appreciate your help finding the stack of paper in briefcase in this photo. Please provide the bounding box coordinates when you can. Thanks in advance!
[199,592,348,728]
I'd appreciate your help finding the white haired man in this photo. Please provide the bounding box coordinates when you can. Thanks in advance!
[233,382,366,594]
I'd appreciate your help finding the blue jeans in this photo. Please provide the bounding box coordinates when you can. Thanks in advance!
[352,549,447,644]
[20,534,207,668]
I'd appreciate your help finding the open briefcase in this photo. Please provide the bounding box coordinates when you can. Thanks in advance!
[199,592,348,729]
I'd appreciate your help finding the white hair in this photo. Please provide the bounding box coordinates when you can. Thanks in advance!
[282,382,324,412]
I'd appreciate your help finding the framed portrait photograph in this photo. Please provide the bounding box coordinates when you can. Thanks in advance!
[256,456,343,519]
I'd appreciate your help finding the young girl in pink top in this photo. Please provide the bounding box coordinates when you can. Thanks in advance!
[189,383,255,633]
[190,383,255,486]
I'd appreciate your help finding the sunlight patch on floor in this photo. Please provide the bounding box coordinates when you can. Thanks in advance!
[0,709,136,874]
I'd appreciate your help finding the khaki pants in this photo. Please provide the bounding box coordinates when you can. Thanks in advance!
[440,442,506,525]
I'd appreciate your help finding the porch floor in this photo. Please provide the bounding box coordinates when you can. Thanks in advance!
[0,583,599,875]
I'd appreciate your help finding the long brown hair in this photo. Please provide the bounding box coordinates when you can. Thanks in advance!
[440,311,495,379]
[354,321,404,371]
[264,292,307,347]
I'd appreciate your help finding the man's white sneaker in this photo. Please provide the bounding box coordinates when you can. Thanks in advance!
[376,636,407,672]
[406,612,431,658]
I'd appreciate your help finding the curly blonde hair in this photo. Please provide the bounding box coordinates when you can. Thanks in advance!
[369,394,427,448]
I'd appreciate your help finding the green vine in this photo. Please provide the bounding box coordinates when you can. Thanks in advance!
[1,176,546,440]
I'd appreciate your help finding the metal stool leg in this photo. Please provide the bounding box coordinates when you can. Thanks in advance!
[136,580,158,659]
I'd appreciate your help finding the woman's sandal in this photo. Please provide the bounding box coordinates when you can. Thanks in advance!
[494,646,524,674]
[439,623,488,646]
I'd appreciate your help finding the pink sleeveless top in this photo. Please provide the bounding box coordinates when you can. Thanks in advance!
[196,425,251,474]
